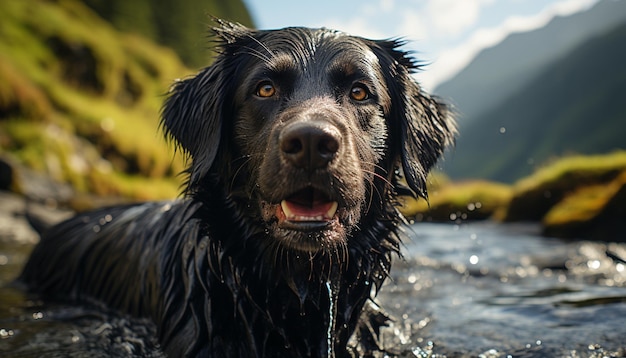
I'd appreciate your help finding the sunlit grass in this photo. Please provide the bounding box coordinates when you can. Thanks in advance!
[399,175,512,221]
[0,59,52,121]
[543,182,619,226]
[503,151,626,221]
[0,0,189,201]
[88,169,182,200]
[514,151,626,193]
[401,152,626,224]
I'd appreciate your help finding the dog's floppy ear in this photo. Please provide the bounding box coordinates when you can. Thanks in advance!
[370,39,456,199]
[399,91,456,199]
[161,20,253,191]
[161,68,223,175]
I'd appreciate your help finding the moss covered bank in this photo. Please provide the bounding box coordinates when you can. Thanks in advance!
[402,152,626,241]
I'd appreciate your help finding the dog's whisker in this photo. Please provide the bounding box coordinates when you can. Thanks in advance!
[245,34,277,62]
[360,168,391,216]
[236,46,272,64]
[229,156,253,192]
[360,161,391,178]
[363,177,378,216]
[361,168,394,194]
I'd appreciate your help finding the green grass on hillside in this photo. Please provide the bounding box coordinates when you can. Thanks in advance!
[503,151,626,221]
[399,176,512,221]
[0,0,191,200]
[401,151,626,230]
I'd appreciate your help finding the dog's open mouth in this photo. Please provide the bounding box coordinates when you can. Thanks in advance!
[276,187,338,230]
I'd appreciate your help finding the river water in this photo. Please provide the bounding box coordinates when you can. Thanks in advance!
[1,221,625,357]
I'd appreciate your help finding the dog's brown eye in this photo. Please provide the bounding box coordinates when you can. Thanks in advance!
[350,84,369,101]
[256,82,276,98]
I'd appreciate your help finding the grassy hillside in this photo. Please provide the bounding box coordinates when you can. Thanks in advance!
[445,20,626,183]
[82,0,254,68]
[0,0,193,200]
[402,151,626,240]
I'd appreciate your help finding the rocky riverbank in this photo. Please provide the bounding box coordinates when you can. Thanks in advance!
[0,156,133,245]
[401,151,626,242]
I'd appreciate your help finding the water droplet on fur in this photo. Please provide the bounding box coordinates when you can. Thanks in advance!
[0,329,14,338]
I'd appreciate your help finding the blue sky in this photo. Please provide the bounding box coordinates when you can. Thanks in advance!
[242,0,600,91]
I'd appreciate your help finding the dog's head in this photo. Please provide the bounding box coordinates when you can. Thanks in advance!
[162,20,455,253]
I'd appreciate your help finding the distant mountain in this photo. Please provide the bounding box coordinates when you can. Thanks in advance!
[444,21,626,182]
[436,0,626,182]
[436,0,626,124]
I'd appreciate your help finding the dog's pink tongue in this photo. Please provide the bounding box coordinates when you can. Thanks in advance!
[280,200,338,221]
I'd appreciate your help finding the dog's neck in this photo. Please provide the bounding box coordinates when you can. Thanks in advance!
[161,177,400,356]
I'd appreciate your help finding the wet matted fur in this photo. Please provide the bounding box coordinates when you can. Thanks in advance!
[19,20,456,357]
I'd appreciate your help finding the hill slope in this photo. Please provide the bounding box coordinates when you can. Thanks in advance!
[445,21,626,182]
[0,0,254,199]
[435,0,626,125]
[82,0,254,68]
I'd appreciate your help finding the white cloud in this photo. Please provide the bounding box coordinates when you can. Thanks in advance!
[399,11,428,41]
[549,0,599,15]
[426,0,494,36]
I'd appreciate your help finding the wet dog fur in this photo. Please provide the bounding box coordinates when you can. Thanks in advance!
[19,20,455,357]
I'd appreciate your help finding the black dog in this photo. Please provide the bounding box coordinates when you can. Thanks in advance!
[19,20,455,357]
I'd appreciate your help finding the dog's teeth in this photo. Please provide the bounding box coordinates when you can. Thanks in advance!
[326,202,338,219]
[281,200,293,219]
[280,200,338,222]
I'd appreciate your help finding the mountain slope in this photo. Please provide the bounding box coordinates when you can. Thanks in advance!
[445,21,626,183]
[435,0,626,125]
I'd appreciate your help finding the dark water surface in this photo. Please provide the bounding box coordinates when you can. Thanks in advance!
[1,222,625,357]
[380,222,626,357]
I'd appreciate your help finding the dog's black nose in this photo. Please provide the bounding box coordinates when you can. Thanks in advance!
[280,122,341,170]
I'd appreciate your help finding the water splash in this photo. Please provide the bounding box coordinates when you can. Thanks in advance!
[325,280,337,358]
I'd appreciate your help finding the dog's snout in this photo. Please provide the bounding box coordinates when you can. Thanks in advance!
[280,122,341,170]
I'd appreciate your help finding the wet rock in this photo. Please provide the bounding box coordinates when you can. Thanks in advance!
[0,157,75,243]
[0,155,75,206]
[593,180,626,241]
[0,192,38,244]
[503,168,623,222]
[0,158,13,191]
[0,191,73,244]
[543,172,626,241]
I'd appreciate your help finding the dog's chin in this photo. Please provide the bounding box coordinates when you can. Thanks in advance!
[261,198,357,253]
[270,220,346,253]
